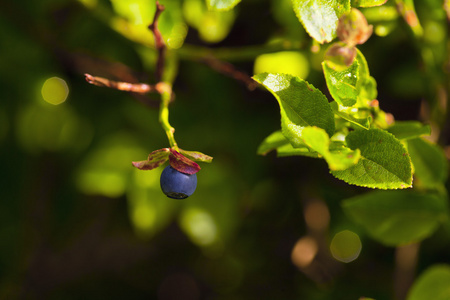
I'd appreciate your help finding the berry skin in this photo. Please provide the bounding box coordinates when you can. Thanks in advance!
[160,165,197,199]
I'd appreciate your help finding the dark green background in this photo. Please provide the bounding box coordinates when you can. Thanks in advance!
[1,0,449,299]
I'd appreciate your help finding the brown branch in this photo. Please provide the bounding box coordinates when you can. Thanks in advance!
[148,1,166,82]
[202,57,258,91]
[84,73,156,93]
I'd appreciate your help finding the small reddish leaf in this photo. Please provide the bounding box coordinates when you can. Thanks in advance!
[337,8,373,46]
[324,42,357,68]
[179,149,213,163]
[169,149,201,175]
[132,148,170,170]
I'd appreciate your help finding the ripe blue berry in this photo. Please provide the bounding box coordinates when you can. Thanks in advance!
[160,165,197,199]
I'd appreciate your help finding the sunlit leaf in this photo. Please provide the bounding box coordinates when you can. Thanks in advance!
[331,129,413,189]
[292,0,351,43]
[330,101,371,129]
[301,126,360,170]
[323,59,359,107]
[407,265,450,300]
[253,73,335,147]
[342,190,448,246]
[206,0,241,11]
[407,138,448,188]
[352,0,388,8]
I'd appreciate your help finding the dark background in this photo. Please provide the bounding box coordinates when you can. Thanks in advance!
[0,0,448,299]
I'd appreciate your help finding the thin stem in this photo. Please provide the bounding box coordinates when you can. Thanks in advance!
[202,57,258,91]
[157,82,178,150]
[148,1,166,82]
[148,1,179,150]
[84,73,156,93]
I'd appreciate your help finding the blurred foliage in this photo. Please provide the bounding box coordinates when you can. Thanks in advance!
[0,0,449,299]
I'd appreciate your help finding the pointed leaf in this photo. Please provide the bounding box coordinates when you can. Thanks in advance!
[342,190,448,246]
[407,138,448,188]
[169,149,201,175]
[331,129,413,189]
[323,59,359,107]
[179,148,213,163]
[132,148,170,170]
[206,0,241,11]
[354,49,378,101]
[277,143,319,158]
[292,0,351,43]
[253,73,335,147]
[257,131,290,155]
[387,121,431,140]
[407,265,450,300]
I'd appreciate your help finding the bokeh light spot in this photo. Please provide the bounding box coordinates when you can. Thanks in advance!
[132,204,157,231]
[304,201,330,231]
[291,236,318,268]
[41,77,69,105]
[180,208,218,246]
[330,230,362,263]
[254,51,310,79]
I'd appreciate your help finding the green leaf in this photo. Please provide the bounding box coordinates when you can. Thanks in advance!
[257,131,290,155]
[258,129,359,168]
[257,130,320,158]
[184,0,236,43]
[206,0,241,11]
[292,0,351,43]
[302,127,360,170]
[352,0,388,8]
[354,49,378,101]
[331,129,413,189]
[408,138,448,188]
[342,190,448,246]
[323,60,359,107]
[330,101,371,129]
[407,265,450,300]
[179,148,213,163]
[253,73,335,147]
[387,121,431,140]
[111,0,187,48]
[277,142,319,158]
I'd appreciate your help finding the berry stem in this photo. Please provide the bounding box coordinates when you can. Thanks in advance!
[157,82,178,150]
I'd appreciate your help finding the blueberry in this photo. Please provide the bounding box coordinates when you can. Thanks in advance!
[160,165,197,199]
